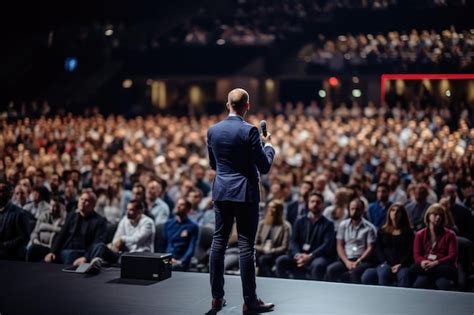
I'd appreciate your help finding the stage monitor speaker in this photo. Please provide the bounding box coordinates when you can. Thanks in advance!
[121,252,172,281]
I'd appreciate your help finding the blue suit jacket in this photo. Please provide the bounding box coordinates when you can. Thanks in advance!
[207,115,275,203]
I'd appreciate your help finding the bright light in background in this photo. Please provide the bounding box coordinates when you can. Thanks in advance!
[216,39,226,45]
[352,76,359,84]
[265,79,274,91]
[318,90,327,98]
[122,79,133,89]
[64,57,78,72]
[395,79,405,95]
[445,90,451,97]
[328,77,339,87]
[105,29,114,36]
[352,89,362,98]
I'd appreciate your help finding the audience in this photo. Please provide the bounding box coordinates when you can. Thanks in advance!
[0,100,472,291]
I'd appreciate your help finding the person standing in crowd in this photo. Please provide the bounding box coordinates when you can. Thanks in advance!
[207,88,275,313]
[411,204,458,290]
[275,192,334,280]
[255,200,292,277]
[362,203,414,287]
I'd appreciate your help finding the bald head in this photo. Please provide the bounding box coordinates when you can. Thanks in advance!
[227,88,249,112]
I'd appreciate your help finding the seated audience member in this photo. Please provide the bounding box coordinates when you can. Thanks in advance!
[442,184,473,241]
[410,204,458,290]
[326,198,376,283]
[323,188,349,232]
[275,192,334,280]
[12,185,30,209]
[367,183,392,230]
[147,179,170,225]
[26,197,66,262]
[160,198,198,271]
[186,187,204,222]
[0,181,30,260]
[286,180,313,227]
[388,173,408,205]
[255,200,292,277]
[44,190,107,266]
[24,186,50,220]
[406,183,431,231]
[361,203,414,287]
[89,199,155,264]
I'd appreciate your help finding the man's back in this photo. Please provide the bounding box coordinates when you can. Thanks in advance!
[208,116,274,203]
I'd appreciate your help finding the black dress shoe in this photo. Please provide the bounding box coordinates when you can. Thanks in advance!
[243,298,274,314]
[212,298,226,311]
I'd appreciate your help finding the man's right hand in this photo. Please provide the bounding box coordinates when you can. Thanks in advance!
[44,253,56,263]
[112,239,123,252]
[261,132,272,145]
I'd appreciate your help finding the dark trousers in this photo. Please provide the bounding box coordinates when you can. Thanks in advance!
[210,201,259,304]
[326,259,373,283]
[361,264,411,287]
[257,253,278,277]
[89,243,120,264]
[275,254,331,280]
[58,249,86,265]
[26,244,51,262]
[410,263,457,290]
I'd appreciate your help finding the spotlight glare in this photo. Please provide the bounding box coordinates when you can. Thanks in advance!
[445,90,451,97]
[318,90,327,98]
[352,89,362,98]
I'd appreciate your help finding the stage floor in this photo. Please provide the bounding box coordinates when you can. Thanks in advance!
[1,261,473,314]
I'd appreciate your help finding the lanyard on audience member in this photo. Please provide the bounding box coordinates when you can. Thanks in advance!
[305,219,319,248]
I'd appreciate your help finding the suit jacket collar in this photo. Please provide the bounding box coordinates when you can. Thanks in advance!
[227,114,244,121]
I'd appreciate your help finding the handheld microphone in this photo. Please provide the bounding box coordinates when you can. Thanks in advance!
[260,120,267,137]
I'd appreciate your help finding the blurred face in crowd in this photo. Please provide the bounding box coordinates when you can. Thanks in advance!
[65,180,77,198]
[32,189,41,203]
[307,194,324,216]
[443,185,457,206]
[19,178,32,194]
[349,199,364,221]
[299,182,313,199]
[132,186,145,201]
[314,176,326,192]
[388,173,400,190]
[415,185,428,203]
[50,199,63,218]
[0,183,11,207]
[428,208,444,228]
[126,202,142,221]
[389,205,402,227]
[13,186,28,205]
[175,198,190,217]
[187,190,202,208]
[50,174,61,191]
[78,192,96,215]
[147,181,162,202]
[376,185,389,203]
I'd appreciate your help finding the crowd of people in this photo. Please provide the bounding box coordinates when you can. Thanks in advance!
[300,27,474,73]
[0,99,473,290]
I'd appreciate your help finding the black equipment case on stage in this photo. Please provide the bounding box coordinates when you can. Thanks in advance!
[121,252,172,281]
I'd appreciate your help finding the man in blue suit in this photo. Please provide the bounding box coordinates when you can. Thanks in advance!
[208,88,275,314]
